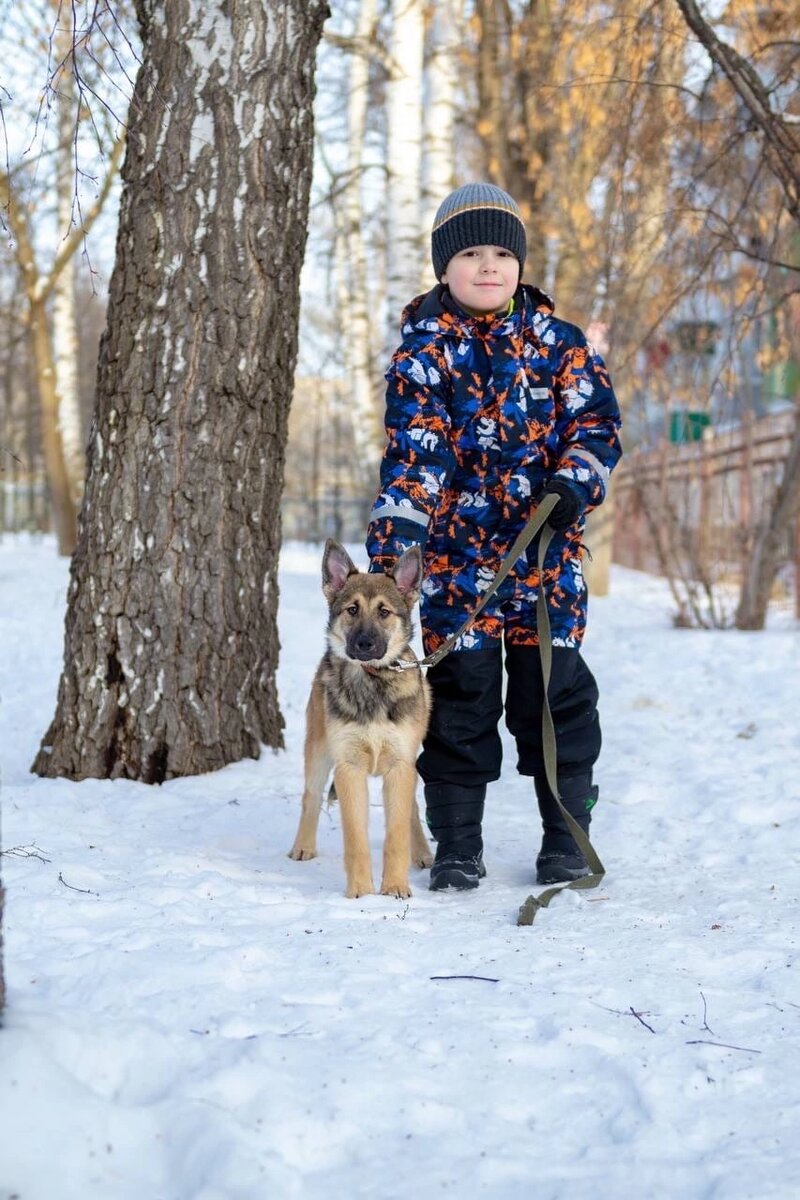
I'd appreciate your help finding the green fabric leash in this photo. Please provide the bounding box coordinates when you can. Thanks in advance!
[399,492,606,924]
[516,511,606,926]
[416,493,561,669]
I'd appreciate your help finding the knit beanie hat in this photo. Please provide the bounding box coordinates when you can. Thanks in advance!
[431,182,527,281]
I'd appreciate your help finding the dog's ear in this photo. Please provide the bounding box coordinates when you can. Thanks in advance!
[390,545,423,605]
[322,539,359,601]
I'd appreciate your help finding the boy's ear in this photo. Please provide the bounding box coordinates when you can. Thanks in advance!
[322,539,358,601]
[390,545,423,604]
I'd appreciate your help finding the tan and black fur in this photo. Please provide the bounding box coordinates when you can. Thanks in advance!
[289,540,433,898]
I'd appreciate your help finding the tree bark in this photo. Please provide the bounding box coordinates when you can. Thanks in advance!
[386,0,424,344]
[54,11,87,509]
[422,0,457,247]
[339,0,383,464]
[33,0,329,781]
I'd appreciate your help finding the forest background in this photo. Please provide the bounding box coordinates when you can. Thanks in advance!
[0,0,798,797]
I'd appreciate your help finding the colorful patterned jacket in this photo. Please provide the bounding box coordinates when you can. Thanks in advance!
[366,284,622,649]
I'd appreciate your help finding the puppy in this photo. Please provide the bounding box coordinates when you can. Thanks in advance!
[289,540,433,897]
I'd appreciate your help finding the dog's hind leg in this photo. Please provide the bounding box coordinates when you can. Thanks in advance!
[289,686,331,862]
[335,762,374,898]
[380,760,418,898]
[410,792,434,869]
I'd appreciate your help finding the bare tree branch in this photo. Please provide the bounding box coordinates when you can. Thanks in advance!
[675,0,800,223]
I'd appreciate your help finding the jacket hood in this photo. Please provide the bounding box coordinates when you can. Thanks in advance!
[399,283,555,340]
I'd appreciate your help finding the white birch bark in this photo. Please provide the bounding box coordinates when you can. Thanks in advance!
[421,0,458,286]
[53,14,86,506]
[341,0,383,465]
[385,0,425,345]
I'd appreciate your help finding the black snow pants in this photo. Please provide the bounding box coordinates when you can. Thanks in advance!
[417,644,602,787]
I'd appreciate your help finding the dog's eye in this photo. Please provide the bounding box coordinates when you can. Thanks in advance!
[346,603,359,616]
[378,607,392,619]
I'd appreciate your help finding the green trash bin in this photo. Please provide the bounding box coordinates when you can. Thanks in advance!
[669,410,711,444]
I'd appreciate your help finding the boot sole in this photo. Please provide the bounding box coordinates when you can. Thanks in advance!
[536,864,590,885]
[429,862,487,891]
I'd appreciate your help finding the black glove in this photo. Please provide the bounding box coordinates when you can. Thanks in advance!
[540,479,583,531]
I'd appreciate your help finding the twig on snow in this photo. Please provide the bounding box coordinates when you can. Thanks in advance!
[58,871,98,896]
[629,1006,657,1034]
[430,974,500,983]
[700,990,715,1035]
[1,844,51,864]
[686,1039,762,1054]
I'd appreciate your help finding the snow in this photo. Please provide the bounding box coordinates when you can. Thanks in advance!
[1,534,799,1200]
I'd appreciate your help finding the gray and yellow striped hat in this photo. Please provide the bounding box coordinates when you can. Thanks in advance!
[431,182,527,281]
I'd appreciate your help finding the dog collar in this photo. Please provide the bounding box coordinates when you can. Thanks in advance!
[360,659,419,676]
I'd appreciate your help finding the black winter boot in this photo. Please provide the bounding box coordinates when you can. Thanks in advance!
[534,774,598,884]
[426,782,487,891]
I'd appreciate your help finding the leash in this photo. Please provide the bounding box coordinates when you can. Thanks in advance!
[386,493,606,923]
[390,492,561,671]
[515,509,606,925]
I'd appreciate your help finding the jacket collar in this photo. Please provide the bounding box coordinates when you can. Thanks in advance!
[401,283,554,339]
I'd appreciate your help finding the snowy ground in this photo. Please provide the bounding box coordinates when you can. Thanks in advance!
[1,535,798,1200]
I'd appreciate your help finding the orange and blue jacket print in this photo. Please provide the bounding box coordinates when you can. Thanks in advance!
[366,284,622,652]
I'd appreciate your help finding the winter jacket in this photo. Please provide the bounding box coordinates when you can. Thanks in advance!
[366,284,622,649]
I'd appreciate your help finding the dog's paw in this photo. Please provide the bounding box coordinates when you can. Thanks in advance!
[412,850,434,869]
[380,879,412,899]
[346,877,375,898]
[288,845,317,861]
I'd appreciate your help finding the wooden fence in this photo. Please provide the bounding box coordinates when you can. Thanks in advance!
[612,409,799,618]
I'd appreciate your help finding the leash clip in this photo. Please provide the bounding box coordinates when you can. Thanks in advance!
[386,657,421,672]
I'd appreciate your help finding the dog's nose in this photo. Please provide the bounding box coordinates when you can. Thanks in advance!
[352,632,381,660]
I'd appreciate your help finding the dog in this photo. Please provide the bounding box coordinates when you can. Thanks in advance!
[289,539,433,898]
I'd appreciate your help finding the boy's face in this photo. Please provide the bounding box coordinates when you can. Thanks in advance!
[441,245,519,315]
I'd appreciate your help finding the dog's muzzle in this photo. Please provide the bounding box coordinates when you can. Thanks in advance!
[347,629,387,662]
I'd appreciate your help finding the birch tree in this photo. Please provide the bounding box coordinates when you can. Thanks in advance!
[339,0,383,463]
[53,8,89,509]
[33,0,329,782]
[385,0,424,339]
[421,0,458,254]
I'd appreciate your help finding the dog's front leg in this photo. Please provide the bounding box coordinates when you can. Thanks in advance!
[380,761,417,898]
[335,762,374,898]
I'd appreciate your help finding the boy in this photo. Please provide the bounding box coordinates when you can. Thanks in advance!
[366,182,622,890]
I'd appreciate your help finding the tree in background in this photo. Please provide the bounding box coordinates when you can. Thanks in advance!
[335,0,383,464]
[674,0,799,629]
[1,1,127,553]
[385,0,425,340]
[33,0,329,781]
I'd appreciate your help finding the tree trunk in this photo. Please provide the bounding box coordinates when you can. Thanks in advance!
[54,8,87,508]
[421,0,457,255]
[340,0,383,464]
[385,0,424,342]
[29,294,79,554]
[736,406,800,629]
[33,0,329,782]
